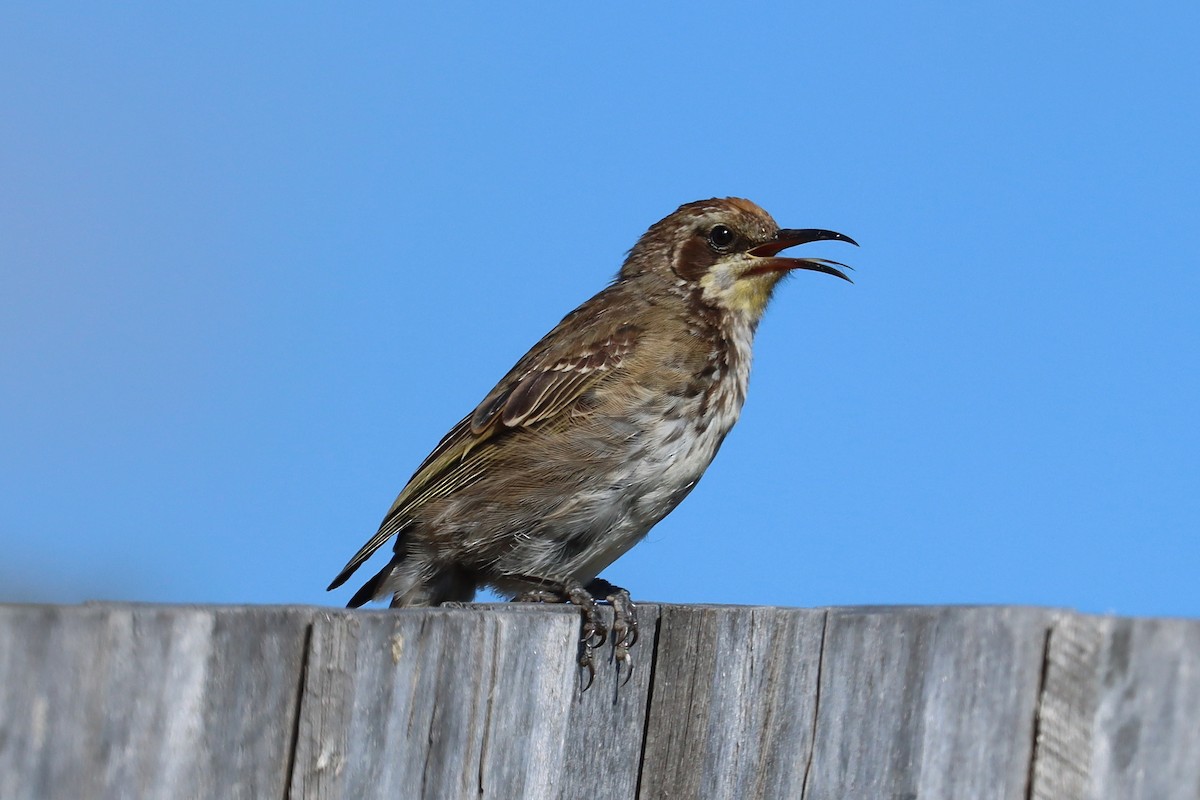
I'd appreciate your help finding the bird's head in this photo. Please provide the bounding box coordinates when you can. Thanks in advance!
[622,197,856,322]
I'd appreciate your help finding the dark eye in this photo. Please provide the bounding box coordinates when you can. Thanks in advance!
[707,224,735,251]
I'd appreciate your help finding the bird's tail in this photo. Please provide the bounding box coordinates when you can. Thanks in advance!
[346,562,391,608]
[345,557,478,608]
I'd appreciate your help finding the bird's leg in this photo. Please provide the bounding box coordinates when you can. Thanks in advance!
[512,589,563,603]
[585,578,638,680]
[511,577,606,689]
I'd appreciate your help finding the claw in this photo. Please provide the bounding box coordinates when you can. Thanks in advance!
[579,579,640,685]
[614,642,633,686]
[509,577,639,691]
[565,584,608,690]
[579,610,606,649]
[611,599,638,651]
[590,625,607,648]
[579,645,596,691]
[605,587,638,658]
[624,607,640,649]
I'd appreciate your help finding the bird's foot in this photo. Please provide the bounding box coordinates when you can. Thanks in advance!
[565,584,607,689]
[585,578,638,684]
[512,578,640,689]
[513,589,562,604]
[514,581,606,689]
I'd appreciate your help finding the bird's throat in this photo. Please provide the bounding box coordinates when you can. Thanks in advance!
[699,270,779,323]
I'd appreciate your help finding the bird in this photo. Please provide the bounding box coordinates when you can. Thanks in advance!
[328,197,855,679]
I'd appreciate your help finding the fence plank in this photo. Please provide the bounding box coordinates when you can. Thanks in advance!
[638,605,826,800]
[1086,617,1200,800]
[557,603,660,800]
[804,606,1051,800]
[0,603,312,800]
[4,603,1200,800]
[1029,612,1106,800]
[289,603,654,799]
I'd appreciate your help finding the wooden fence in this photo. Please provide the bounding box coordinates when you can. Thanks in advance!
[2,603,1198,799]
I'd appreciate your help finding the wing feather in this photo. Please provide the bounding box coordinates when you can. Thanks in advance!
[327,321,642,590]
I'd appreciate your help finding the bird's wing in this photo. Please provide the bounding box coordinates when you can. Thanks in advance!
[470,322,641,431]
[327,319,641,591]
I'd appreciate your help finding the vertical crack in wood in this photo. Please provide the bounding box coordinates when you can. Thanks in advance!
[633,609,664,799]
[1023,621,1054,800]
[799,609,829,800]
[751,611,779,793]
[420,615,439,799]
[1026,613,1105,800]
[282,617,315,800]
[477,615,500,797]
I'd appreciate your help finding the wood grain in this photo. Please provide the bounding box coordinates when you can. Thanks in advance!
[0,603,311,800]
[804,606,1050,800]
[3,603,1199,799]
[638,604,825,800]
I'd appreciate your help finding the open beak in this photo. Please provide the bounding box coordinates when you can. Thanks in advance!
[746,228,858,282]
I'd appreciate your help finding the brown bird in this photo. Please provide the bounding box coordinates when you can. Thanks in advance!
[328,197,855,676]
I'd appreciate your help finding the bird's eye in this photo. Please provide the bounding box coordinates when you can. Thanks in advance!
[707,224,735,251]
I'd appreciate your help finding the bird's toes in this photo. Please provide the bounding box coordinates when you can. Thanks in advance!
[578,642,597,691]
[568,584,607,648]
[614,642,634,686]
[608,589,638,651]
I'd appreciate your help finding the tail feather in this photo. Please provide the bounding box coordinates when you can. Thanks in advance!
[327,518,411,592]
[346,562,392,608]
[341,556,478,609]
[327,563,358,592]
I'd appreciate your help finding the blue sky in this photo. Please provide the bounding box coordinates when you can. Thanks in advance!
[2,4,1197,617]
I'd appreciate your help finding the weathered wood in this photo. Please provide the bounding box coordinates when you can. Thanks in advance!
[1026,613,1200,800]
[288,603,659,799]
[639,605,825,800]
[804,606,1051,800]
[3,603,1200,800]
[290,605,576,798]
[0,603,311,800]
[1029,611,1105,800]
[1086,616,1200,799]
[556,603,660,800]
